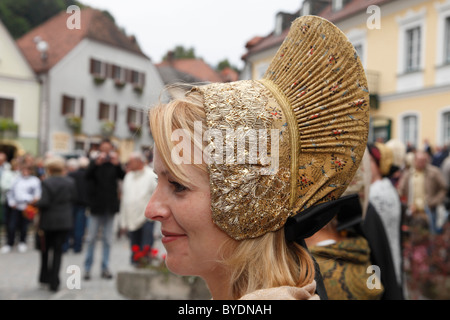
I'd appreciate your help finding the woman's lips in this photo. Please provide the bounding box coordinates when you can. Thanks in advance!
[161,230,187,243]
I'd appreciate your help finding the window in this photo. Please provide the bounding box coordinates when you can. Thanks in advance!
[332,0,344,12]
[302,1,311,16]
[61,95,84,117]
[442,111,450,145]
[98,102,117,122]
[275,14,283,36]
[74,140,85,152]
[127,107,144,125]
[90,59,105,78]
[402,115,418,148]
[130,70,145,88]
[445,17,450,64]
[0,98,14,119]
[405,26,421,72]
[112,65,124,84]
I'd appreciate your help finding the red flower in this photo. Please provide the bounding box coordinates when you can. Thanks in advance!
[133,251,144,261]
[132,245,140,253]
[142,245,150,254]
[151,248,159,258]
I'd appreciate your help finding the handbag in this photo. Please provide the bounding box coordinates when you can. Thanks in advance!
[22,204,39,220]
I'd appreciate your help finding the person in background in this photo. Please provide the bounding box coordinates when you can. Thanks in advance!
[0,152,11,236]
[36,156,77,292]
[3,161,41,253]
[64,156,90,253]
[84,139,125,280]
[398,150,447,235]
[119,151,157,264]
[368,142,404,292]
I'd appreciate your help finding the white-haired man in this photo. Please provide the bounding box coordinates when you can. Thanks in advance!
[119,151,157,264]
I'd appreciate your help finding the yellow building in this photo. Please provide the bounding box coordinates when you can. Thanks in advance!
[241,0,450,151]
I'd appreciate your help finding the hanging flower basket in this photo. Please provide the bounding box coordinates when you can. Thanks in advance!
[101,120,115,137]
[65,116,82,134]
[93,76,106,85]
[128,122,142,137]
[0,118,19,139]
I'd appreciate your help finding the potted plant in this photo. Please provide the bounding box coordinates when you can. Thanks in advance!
[133,85,143,95]
[65,116,82,134]
[101,120,115,137]
[0,117,19,139]
[128,122,142,137]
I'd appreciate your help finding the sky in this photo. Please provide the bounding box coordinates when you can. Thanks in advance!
[80,0,303,69]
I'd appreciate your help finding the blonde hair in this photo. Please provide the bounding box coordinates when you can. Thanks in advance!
[44,156,66,176]
[149,91,315,299]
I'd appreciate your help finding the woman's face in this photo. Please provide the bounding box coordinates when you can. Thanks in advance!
[145,149,231,277]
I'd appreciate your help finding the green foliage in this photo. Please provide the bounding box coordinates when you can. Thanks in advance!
[216,58,240,73]
[65,115,82,134]
[0,117,18,131]
[163,45,197,60]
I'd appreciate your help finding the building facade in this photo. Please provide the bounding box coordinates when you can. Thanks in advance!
[0,19,40,158]
[241,0,450,150]
[17,8,166,160]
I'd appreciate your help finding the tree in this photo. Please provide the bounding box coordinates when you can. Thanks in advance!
[163,45,198,60]
[216,59,240,73]
[0,0,82,39]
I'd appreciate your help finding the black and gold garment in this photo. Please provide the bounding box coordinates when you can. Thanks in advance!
[310,236,384,300]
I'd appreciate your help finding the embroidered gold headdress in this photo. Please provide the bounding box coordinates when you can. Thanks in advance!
[192,15,370,240]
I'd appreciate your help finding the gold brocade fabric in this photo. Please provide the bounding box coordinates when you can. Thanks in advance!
[193,81,292,239]
[310,237,384,300]
[192,15,369,240]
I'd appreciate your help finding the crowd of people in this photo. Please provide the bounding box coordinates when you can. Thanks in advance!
[0,138,157,292]
[367,139,450,299]
[0,136,448,298]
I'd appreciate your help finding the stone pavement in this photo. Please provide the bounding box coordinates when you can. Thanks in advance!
[0,221,166,300]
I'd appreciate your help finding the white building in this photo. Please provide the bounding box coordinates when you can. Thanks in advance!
[17,8,166,160]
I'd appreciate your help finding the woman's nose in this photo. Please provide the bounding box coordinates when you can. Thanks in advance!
[145,185,170,221]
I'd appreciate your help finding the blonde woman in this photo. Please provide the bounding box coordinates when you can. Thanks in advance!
[145,15,369,300]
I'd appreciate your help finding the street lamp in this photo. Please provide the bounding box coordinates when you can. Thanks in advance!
[34,36,48,62]
[34,36,50,156]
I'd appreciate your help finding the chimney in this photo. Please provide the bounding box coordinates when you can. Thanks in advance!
[167,50,175,65]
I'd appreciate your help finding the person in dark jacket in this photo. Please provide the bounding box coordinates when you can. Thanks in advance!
[64,156,90,253]
[36,156,77,292]
[83,139,125,280]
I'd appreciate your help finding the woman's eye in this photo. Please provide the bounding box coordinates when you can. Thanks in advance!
[169,180,187,193]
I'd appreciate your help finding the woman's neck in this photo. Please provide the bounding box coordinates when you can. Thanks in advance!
[202,268,233,300]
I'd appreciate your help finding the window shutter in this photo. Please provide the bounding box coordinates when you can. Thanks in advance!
[80,98,85,118]
[61,95,66,115]
[90,59,95,74]
[114,104,118,122]
[140,72,146,87]
[126,107,131,124]
[98,102,103,120]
